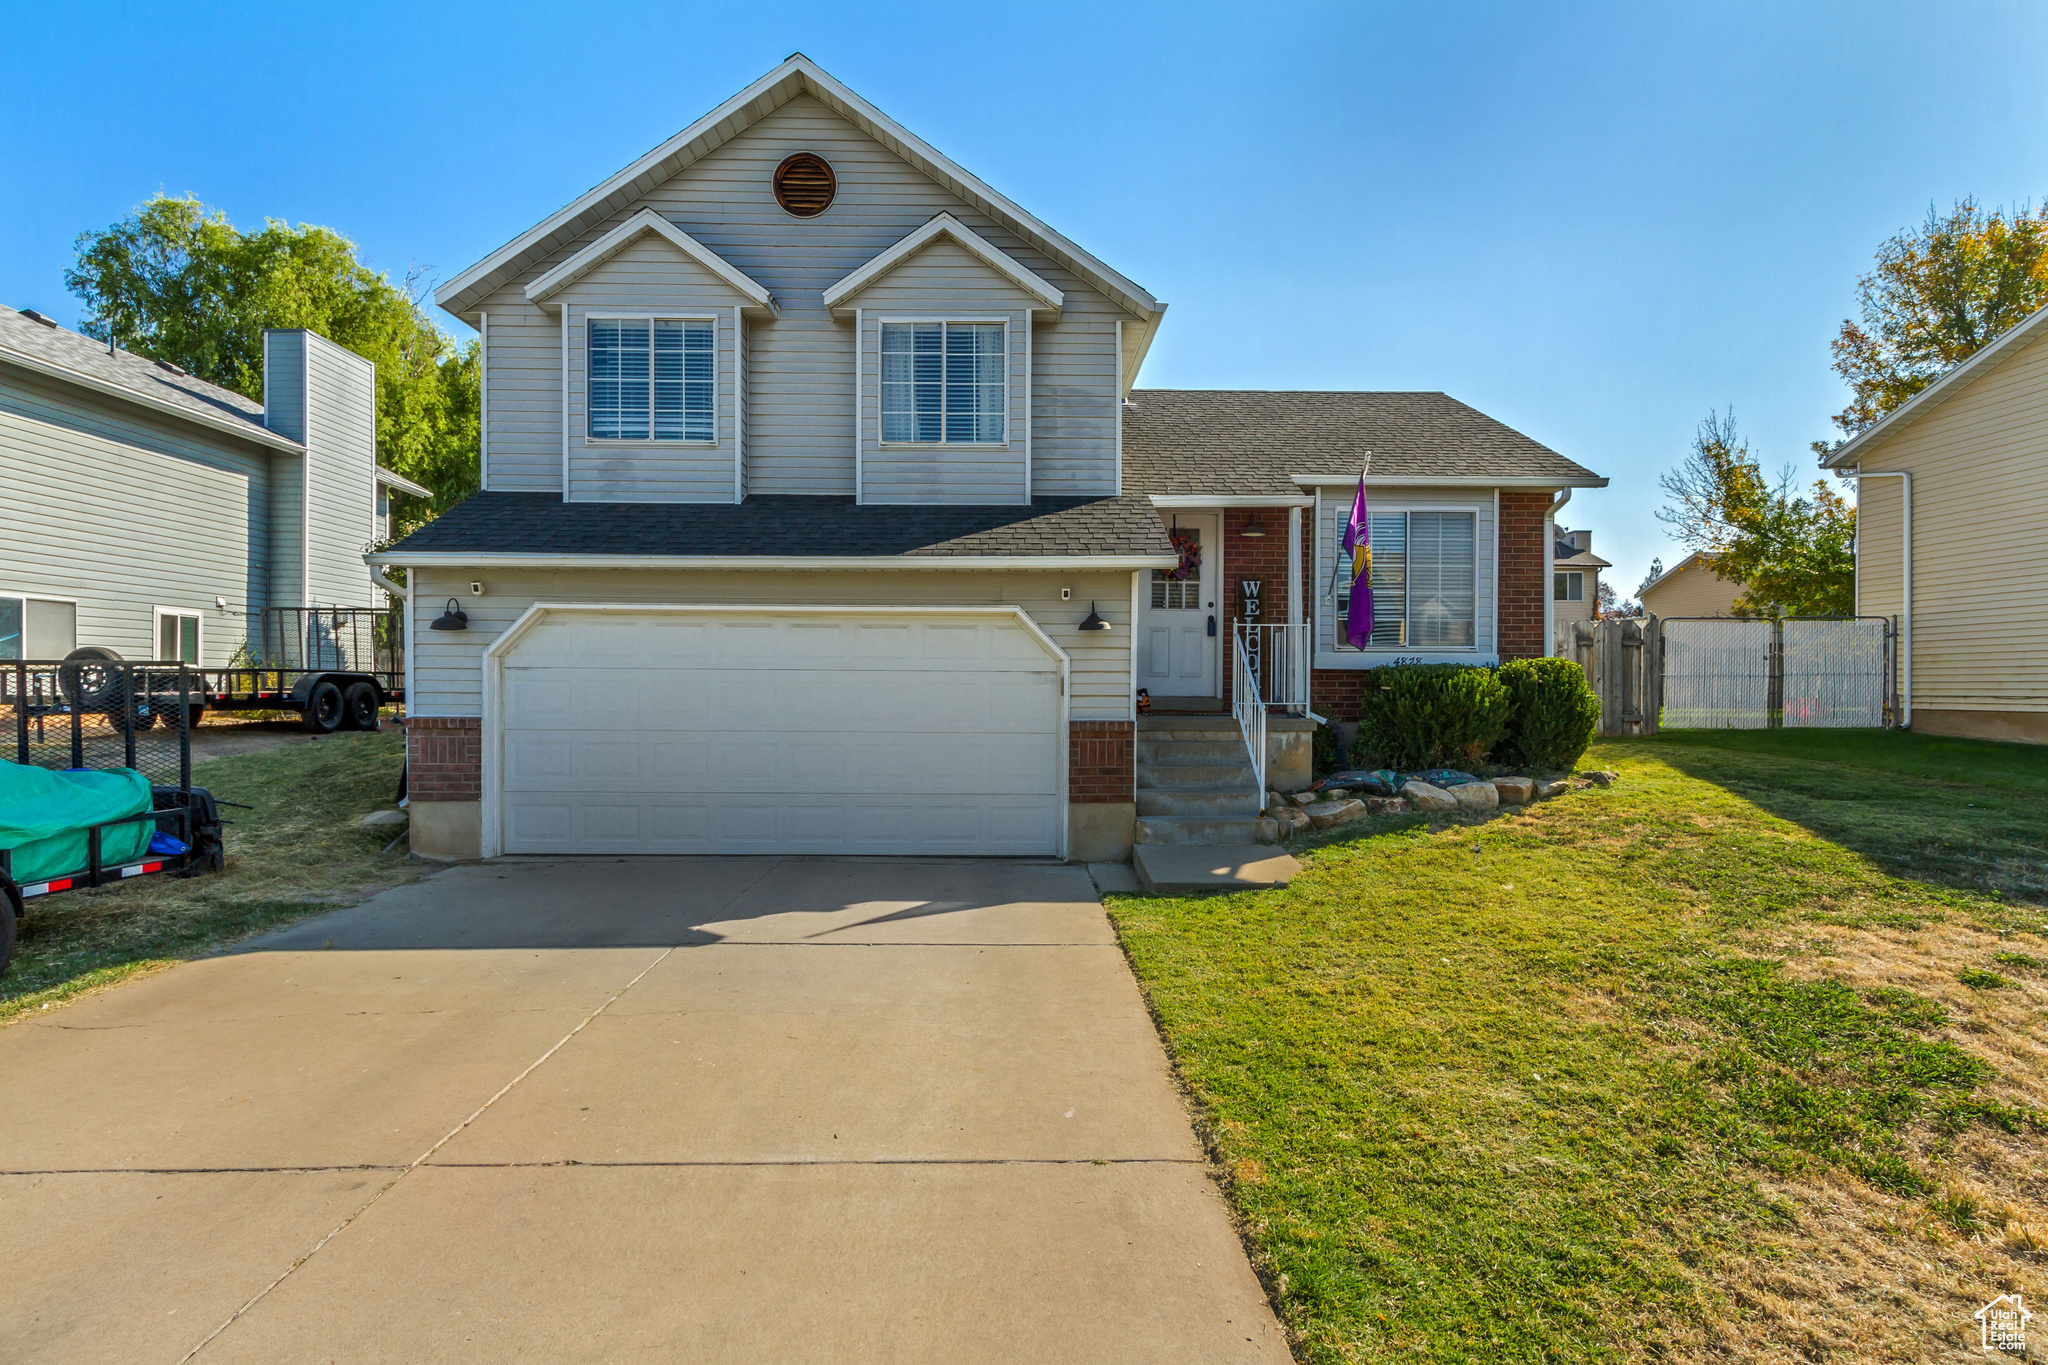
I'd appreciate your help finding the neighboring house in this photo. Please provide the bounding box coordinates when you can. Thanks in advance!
[1823,298,2048,744]
[0,307,426,666]
[378,54,1606,864]
[1636,551,1741,620]
[1548,526,1608,651]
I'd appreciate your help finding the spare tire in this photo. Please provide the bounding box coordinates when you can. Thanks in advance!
[59,646,125,709]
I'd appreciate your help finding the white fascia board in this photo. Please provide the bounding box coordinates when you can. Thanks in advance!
[375,467,434,498]
[435,55,1160,324]
[371,552,1177,571]
[525,209,777,314]
[1822,299,2048,469]
[1121,304,1168,393]
[0,344,302,454]
[1288,474,1611,488]
[1149,494,1314,508]
[822,213,1062,314]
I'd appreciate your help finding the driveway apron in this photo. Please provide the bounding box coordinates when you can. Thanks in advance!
[0,858,1289,1363]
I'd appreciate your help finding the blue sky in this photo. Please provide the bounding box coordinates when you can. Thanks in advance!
[5,1,2046,590]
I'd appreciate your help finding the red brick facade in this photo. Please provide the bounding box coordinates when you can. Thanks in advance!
[406,716,482,802]
[1496,491,1550,661]
[1217,508,1308,707]
[1068,720,1135,803]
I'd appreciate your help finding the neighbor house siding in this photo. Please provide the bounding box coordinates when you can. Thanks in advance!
[553,233,747,503]
[301,334,379,607]
[1639,558,1742,618]
[469,94,1133,502]
[403,566,1134,721]
[0,364,271,664]
[1849,326,2048,725]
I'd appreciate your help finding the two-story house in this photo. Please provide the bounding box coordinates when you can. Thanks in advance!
[377,54,1606,863]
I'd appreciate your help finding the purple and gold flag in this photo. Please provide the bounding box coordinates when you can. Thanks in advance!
[1340,469,1373,647]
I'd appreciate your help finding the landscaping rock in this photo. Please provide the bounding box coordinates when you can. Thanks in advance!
[1401,781,1459,813]
[1453,781,1500,814]
[1582,770,1620,787]
[1494,776,1534,806]
[1365,796,1409,815]
[357,809,408,828]
[1289,790,1322,807]
[1270,804,1311,837]
[1534,778,1569,799]
[1304,798,1366,829]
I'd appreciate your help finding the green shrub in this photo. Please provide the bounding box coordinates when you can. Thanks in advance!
[1350,663,1511,771]
[1496,657,1601,772]
[1312,721,1342,776]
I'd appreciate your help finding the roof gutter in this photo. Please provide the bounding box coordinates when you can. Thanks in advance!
[1150,494,1314,508]
[375,467,434,498]
[369,552,1179,571]
[1290,474,1610,489]
[0,343,303,454]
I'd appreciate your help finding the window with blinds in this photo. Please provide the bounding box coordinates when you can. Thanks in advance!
[1332,510,1476,651]
[588,318,714,442]
[881,322,1005,443]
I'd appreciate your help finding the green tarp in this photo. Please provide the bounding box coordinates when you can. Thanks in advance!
[0,763,154,885]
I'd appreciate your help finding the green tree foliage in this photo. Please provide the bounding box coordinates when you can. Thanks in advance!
[65,195,477,538]
[1659,411,1855,617]
[1820,197,2048,452]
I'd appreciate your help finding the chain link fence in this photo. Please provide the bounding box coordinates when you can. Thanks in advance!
[1658,616,1894,730]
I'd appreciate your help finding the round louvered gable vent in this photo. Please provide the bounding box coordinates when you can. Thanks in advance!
[773,152,836,217]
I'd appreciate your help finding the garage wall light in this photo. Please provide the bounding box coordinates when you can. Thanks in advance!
[430,598,469,631]
[1078,603,1111,632]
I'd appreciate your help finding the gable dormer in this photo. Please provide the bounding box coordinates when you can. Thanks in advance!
[824,215,1062,505]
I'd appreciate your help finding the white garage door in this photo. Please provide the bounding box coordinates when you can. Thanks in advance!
[496,608,1064,857]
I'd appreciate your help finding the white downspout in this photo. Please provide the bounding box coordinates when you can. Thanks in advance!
[371,570,408,599]
[1545,489,1571,657]
[1856,470,1912,727]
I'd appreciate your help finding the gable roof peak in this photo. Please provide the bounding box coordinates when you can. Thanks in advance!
[822,211,1063,315]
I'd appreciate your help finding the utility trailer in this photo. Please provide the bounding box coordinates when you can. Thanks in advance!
[1,660,225,974]
[50,606,405,734]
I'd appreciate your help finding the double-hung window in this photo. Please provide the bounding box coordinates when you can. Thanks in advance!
[587,318,715,442]
[880,321,1005,443]
[1332,510,1477,651]
[1554,571,1584,602]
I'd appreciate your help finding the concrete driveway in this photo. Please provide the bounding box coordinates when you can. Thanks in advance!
[0,859,1289,1363]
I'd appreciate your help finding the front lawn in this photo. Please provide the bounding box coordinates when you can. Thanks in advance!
[2,728,421,1022]
[1106,729,2048,1361]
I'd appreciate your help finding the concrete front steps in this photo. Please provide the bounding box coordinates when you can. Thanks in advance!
[1134,715,1278,847]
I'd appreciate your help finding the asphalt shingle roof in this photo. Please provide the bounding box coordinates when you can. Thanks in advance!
[1121,389,1602,496]
[380,492,1175,560]
[0,305,284,442]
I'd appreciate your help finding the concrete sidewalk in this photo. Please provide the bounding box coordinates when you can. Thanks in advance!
[0,859,1289,1363]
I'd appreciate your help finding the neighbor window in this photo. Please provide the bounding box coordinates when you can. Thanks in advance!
[587,318,714,442]
[0,594,76,660]
[1331,510,1476,651]
[881,322,1005,443]
[156,610,201,664]
[1554,571,1584,602]
[0,596,20,660]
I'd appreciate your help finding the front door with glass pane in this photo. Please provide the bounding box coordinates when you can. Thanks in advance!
[1138,514,1218,697]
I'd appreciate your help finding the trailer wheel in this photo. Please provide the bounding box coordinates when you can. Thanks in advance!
[304,681,345,734]
[340,683,379,731]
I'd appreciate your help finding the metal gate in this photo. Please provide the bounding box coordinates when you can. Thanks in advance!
[1658,616,1894,730]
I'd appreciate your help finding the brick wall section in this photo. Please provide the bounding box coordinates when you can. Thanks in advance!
[1497,491,1551,659]
[1219,508,1296,707]
[1069,720,1135,802]
[407,716,482,801]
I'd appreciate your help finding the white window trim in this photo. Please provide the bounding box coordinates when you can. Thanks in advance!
[0,591,80,662]
[873,315,1013,450]
[1554,570,1585,602]
[581,313,721,447]
[151,606,204,665]
[1316,501,1489,668]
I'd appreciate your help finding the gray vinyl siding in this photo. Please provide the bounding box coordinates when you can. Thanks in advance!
[557,235,743,502]
[301,333,379,606]
[406,565,1135,721]
[262,332,305,443]
[0,364,271,665]
[474,93,1132,500]
[268,450,304,610]
[1312,486,1500,666]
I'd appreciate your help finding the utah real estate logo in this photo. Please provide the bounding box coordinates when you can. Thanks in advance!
[1976,1294,2030,1355]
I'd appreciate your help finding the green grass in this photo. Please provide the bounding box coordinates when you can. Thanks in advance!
[1104,729,2048,1361]
[2,729,419,1022]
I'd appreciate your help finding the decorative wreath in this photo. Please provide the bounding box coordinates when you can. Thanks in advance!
[1166,528,1202,581]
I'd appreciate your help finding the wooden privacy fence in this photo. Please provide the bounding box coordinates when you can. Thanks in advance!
[1563,617,1661,737]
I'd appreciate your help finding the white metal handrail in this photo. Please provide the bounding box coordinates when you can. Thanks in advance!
[1232,632,1268,800]
[1232,622,1310,714]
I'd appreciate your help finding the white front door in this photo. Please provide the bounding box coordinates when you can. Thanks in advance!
[1137,514,1219,697]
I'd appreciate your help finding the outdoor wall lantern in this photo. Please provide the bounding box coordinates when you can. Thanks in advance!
[1239,515,1268,537]
[1078,603,1112,632]
[430,598,469,632]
